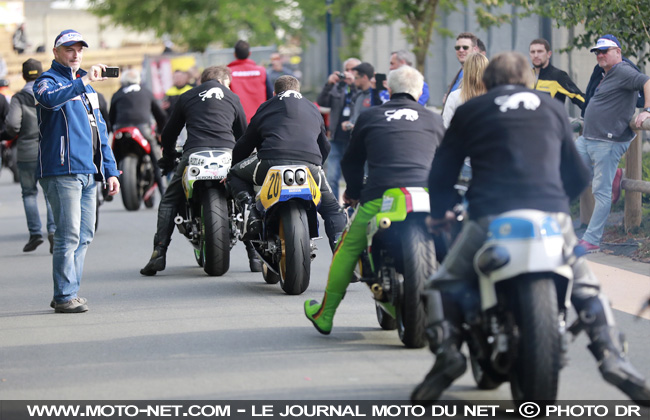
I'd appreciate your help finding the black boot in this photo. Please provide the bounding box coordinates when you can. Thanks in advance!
[411,320,466,403]
[245,241,263,272]
[140,246,167,276]
[236,192,261,240]
[588,326,650,406]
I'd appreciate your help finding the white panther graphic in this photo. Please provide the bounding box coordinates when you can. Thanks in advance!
[494,92,540,113]
[122,85,141,94]
[278,90,303,100]
[198,87,224,101]
[385,108,419,122]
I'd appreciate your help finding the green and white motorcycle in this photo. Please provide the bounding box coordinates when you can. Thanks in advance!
[174,149,238,276]
[355,187,438,348]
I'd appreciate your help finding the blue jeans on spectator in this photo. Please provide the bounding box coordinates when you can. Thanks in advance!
[575,136,631,245]
[40,174,96,303]
[18,161,55,237]
[325,140,346,201]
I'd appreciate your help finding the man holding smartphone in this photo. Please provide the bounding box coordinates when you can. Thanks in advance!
[34,29,120,313]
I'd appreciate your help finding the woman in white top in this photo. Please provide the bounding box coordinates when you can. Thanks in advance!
[442,53,489,128]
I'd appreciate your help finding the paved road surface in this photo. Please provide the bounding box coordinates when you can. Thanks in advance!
[0,174,648,402]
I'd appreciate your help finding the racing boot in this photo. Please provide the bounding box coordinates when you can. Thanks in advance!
[140,246,167,276]
[236,192,261,240]
[304,290,344,335]
[140,232,170,276]
[245,241,263,272]
[411,319,466,403]
[587,325,650,406]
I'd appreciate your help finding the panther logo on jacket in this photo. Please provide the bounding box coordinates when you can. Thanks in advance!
[198,87,224,101]
[385,108,419,122]
[494,92,540,113]
[278,90,302,100]
[123,85,141,94]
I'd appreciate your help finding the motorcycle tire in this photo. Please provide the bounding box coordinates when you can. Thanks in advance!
[509,276,561,404]
[278,201,311,295]
[469,352,504,390]
[375,302,397,330]
[194,247,204,267]
[119,154,142,211]
[262,263,280,284]
[396,218,437,349]
[201,188,230,276]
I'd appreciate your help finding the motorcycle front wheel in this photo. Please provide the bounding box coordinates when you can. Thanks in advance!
[201,188,230,276]
[509,276,561,404]
[278,201,311,295]
[397,218,436,348]
[119,154,142,211]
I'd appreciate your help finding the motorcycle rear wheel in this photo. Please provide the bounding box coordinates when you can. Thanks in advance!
[119,154,142,211]
[278,201,311,295]
[397,218,436,348]
[201,188,230,276]
[375,302,397,330]
[509,276,560,404]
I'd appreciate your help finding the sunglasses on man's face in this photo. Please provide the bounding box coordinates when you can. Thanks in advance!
[594,48,613,56]
[455,45,470,51]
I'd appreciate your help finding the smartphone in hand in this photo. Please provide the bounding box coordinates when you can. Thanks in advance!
[101,67,120,78]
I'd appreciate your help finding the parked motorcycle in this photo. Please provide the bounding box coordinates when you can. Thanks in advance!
[355,187,437,348]
[463,209,573,404]
[111,126,160,211]
[242,165,321,295]
[174,149,237,277]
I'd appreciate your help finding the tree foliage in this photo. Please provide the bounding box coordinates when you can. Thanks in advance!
[87,0,305,52]
[535,0,650,66]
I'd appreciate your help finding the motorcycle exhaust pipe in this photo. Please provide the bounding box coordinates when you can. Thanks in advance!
[379,217,391,229]
[370,283,384,300]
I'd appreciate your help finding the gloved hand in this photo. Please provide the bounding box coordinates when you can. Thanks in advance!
[158,155,176,176]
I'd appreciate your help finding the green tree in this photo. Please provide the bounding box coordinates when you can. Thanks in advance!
[87,0,306,52]
[536,0,650,66]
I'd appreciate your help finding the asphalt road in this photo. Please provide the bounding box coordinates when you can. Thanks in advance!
[0,173,648,403]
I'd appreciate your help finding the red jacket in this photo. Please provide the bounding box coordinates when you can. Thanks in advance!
[227,58,269,123]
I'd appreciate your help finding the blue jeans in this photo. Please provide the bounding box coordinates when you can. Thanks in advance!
[18,161,55,237]
[40,174,96,303]
[325,140,346,201]
[575,136,631,245]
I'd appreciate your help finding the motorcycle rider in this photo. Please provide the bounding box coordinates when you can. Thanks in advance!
[140,65,253,276]
[303,65,444,335]
[411,52,650,405]
[228,75,345,252]
[109,68,167,194]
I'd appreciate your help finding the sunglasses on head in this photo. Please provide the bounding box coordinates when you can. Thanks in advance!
[455,45,470,51]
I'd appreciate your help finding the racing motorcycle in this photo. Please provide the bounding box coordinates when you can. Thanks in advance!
[174,149,237,276]
[241,165,322,295]
[111,126,160,211]
[355,187,437,348]
[462,209,573,404]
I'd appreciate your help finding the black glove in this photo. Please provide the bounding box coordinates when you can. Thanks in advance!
[158,155,176,176]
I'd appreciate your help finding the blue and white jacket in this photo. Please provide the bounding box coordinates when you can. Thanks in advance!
[34,60,119,180]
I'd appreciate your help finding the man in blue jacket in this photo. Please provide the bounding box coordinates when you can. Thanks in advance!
[34,29,120,313]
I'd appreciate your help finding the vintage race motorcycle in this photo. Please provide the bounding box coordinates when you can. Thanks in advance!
[240,165,322,295]
[355,187,437,348]
[462,209,574,404]
[111,126,160,211]
[174,149,237,276]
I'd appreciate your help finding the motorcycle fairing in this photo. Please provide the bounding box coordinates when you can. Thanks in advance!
[182,150,232,199]
[474,209,573,310]
[258,165,321,211]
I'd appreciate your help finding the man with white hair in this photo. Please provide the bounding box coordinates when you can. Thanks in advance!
[377,49,430,105]
[304,65,445,335]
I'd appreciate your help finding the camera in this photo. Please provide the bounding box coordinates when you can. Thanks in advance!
[336,72,346,80]
[101,67,120,78]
